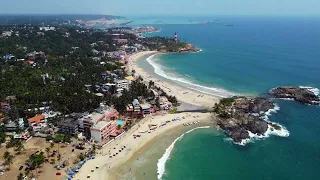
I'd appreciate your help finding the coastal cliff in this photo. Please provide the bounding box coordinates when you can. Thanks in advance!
[270,86,320,105]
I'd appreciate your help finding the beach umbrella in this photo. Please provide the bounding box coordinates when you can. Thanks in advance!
[56,172,61,175]
[87,174,90,178]
[96,165,99,169]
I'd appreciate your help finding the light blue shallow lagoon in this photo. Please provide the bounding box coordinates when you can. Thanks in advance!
[136,16,320,180]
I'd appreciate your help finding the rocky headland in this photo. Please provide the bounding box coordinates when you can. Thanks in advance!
[158,43,201,53]
[214,97,284,144]
[270,86,320,105]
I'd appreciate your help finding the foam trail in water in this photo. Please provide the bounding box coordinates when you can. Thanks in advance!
[146,55,234,98]
[157,126,211,180]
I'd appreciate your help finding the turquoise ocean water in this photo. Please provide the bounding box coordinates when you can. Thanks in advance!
[130,16,320,179]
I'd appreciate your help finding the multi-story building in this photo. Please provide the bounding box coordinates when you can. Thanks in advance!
[28,114,46,132]
[78,106,119,139]
[90,121,118,143]
[57,118,79,135]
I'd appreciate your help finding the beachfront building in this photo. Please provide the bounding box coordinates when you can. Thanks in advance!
[28,114,46,132]
[90,120,125,144]
[78,106,119,138]
[140,104,151,115]
[126,101,143,118]
[57,118,79,135]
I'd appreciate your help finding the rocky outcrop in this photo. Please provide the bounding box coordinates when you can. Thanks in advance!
[178,44,200,53]
[216,97,281,144]
[270,86,320,105]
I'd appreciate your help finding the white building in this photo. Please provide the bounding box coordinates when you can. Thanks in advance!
[39,27,56,31]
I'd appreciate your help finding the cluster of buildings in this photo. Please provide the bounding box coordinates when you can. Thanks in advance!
[13,105,124,145]
[2,91,174,144]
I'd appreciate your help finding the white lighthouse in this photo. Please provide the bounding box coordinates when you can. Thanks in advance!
[174,32,178,43]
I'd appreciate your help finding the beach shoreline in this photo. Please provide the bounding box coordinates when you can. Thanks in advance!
[73,112,214,180]
[129,51,221,109]
[74,51,220,180]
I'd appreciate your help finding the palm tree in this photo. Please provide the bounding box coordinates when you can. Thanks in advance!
[3,151,10,160]
[17,173,24,180]
[14,142,24,154]
[213,103,223,114]
[50,142,55,150]
[57,154,61,166]
[92,145,96,155]
[45,147,51,158]
[5,154,14,170]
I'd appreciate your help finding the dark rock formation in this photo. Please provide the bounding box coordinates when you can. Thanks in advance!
[216,97,280,144]
[270,86,320,105]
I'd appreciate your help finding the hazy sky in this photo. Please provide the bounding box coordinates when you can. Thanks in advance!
[1,0,319,16]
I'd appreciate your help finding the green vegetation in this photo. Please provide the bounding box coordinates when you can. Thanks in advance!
[142,36,187,52]
[220,98,235,106]
[27,152,45,170]
[17,173,24,180]
[0,125,6,144]
[78,153,85,161]
[0,25,180,121]
[3,151,14,169]
[53,133,72,143]
[168,108,177,114]
[213,98,235,118]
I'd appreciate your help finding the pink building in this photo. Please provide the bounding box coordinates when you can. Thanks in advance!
[104,108,119,120]
[90,121,123,144]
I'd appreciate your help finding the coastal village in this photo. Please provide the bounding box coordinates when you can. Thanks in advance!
[0,23,204,180]
[1,16,319,180]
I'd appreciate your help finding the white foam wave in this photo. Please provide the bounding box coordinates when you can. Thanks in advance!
[299,86,319,96]
[146,55,234,98]
[234,104,289,146]
[278,98,294,101]
[157,126,211,180]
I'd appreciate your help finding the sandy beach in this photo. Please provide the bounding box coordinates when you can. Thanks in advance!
[128,51,220,108]
[74,51,220,180]
[74,112,213,180]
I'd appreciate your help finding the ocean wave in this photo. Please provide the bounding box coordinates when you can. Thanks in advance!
[299,86,319,96]
[157,126,211,180]
[235,104,290,146]
[146,55,234,98]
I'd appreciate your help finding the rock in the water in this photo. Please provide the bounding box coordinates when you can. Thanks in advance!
[216,97,279,144]
[270,86,320,105]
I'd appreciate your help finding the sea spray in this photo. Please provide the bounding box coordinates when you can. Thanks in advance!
[157,126,211,180]
[299,86,319,96]
[145,54,234,98]
[235,104,289,146]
